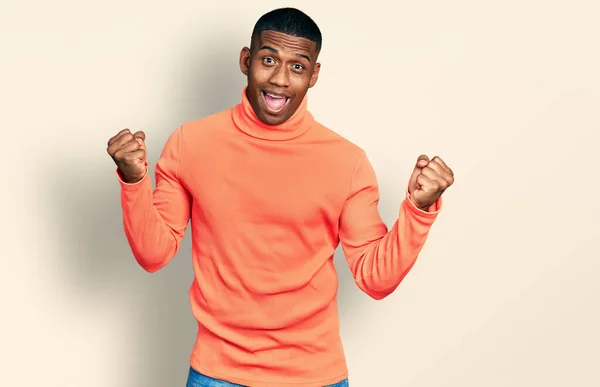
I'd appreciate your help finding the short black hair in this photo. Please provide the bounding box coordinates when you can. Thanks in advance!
[251,7,322,53]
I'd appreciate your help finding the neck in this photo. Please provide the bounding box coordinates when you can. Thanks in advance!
[232,86,314,141]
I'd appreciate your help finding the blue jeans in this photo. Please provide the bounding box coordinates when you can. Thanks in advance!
[186,366,349,387]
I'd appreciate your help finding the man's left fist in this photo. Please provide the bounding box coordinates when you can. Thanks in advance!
[408,155,454,211]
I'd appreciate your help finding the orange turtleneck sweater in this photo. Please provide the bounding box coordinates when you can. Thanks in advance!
[117,87,442,387]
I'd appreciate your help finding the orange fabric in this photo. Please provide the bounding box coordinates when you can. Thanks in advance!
[117,87,442,386]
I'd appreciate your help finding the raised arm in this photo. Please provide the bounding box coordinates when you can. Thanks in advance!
[338,152,453,300]
[107,126,192,272]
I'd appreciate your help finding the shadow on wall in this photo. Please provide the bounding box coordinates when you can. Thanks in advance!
[43,34,241,387]
[44,32,366,387]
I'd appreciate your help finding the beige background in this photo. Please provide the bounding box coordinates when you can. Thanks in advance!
[1,0,599,386]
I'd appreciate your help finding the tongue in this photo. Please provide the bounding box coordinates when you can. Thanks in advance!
[265,94,286,110]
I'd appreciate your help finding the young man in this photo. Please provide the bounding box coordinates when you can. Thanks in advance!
[107,7,454,387]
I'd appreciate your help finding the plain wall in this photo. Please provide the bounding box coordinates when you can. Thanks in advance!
[1,0,598,386]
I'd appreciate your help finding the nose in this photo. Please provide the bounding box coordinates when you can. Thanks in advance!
[269,64,290,88]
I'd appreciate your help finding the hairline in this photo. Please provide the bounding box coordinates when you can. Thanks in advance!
[250,29,321,55]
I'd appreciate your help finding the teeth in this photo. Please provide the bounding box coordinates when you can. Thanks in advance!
[266,93,285,99]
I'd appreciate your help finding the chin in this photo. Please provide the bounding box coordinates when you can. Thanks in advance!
[259,112,288,126]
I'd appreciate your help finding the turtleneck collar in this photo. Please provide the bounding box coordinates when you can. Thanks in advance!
[232,86,314,141]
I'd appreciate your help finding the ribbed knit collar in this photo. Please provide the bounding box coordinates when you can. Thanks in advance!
[232,86,314,141]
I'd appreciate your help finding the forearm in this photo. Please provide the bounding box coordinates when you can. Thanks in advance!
[349,197,440,299]
[119,169,187,272]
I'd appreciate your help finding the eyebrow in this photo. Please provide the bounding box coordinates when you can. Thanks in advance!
[259,45,312,63]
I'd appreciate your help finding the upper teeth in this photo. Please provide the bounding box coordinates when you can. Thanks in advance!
[267,93,285,99]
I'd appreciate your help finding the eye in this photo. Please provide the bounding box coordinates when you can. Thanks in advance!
[262,57,276,66]
[292,63,304,72]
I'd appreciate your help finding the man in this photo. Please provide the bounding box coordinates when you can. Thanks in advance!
[107,7,453,387]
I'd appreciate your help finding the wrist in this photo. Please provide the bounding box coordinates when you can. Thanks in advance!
[407,194,427,211]
[117,168,145,184]
[404,188,443,216]
[413,201,430,212]
[407,194,434,213]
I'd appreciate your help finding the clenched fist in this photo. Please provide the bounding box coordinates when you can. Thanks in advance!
[408,155,454,211]
[107,128,147,183]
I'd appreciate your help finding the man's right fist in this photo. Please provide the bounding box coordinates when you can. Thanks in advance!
[107,128,147,183]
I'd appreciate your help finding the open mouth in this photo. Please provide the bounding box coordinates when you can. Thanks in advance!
[261,91,290,114]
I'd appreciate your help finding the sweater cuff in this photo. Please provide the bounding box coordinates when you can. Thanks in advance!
[116,163,150,191]
[402,188,443,218]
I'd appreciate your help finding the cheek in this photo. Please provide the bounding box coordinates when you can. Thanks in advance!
[290,73,312,88]
[249,64,272,82]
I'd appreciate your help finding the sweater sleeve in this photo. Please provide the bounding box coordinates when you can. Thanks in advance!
[338,151,442,300]
[117,126,192,272]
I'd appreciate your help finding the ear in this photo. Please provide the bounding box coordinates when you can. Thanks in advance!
[309,62,321,88]
[239,47,251,76]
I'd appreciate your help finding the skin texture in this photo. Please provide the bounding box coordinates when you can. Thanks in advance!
[106,30,454,207]
[239,30,321,126]
[408,155,454,211]
[107,128,146,183]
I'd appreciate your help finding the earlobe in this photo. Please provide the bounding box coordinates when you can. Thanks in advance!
[239,47,250,76]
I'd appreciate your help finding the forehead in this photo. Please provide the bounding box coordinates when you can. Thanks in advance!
[254,30,318,57]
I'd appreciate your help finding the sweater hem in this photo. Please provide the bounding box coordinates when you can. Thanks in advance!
[189,358,348,387]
